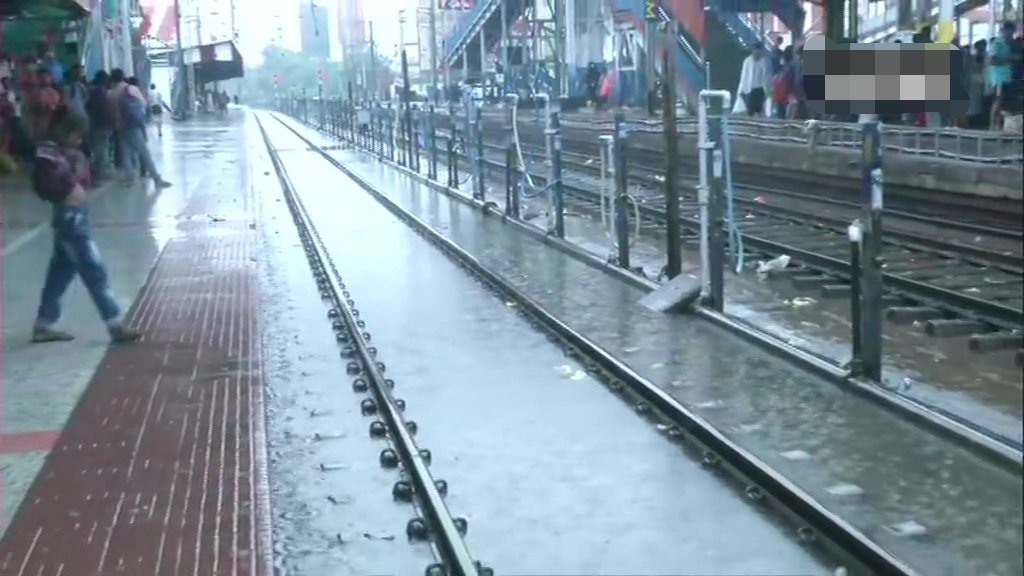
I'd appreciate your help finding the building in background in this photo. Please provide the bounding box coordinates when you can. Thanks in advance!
[300,0,331,59]
[336,0,367,60]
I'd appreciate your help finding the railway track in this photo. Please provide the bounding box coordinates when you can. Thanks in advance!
[257,112,931,575]
[463,110,1024,230]
[424,121,1024,357]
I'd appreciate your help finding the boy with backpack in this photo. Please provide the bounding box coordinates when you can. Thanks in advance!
[30,107,141,344]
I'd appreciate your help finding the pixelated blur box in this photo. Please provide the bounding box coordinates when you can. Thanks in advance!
[801,36,969,118]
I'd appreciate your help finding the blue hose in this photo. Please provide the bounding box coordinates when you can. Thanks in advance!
[721,111,745,273]
[517,95,551,200]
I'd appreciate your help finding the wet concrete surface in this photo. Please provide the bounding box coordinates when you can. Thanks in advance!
[259,118,835,574]
[273,114,1024,576]
[428,141,1024,446]
[251,120,433,574]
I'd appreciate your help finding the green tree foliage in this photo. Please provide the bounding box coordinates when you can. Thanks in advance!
[242,45,395,103]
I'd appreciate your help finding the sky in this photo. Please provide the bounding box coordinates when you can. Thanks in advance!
[230,0,419,64]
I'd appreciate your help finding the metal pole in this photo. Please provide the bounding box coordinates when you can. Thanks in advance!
[706,98,725,312]
[172,0,188,118]
[662,40,681,279]
[428,0,439,102]
[474,108,485,200]
[848,221,864,377]
[318,80,324,128]
[507,99,520,218]
[554,0,567,98]
[550,109,564,237]
[506,143,515,216]
[429,105,438,180]
[401,49,414,168]
[499,0,509,95]
[369,22,378,101]
[860,122,884,382]
[613,112,630,269]
[121,0,134,76]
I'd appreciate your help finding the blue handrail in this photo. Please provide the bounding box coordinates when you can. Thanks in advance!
[653,4,707,98]
[443,0,503,67]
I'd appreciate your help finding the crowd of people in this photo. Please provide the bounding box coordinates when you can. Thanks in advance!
[740,21,1024,130]
[1,48,170,185]
[0,44,176,345]
[572,21,1024,132]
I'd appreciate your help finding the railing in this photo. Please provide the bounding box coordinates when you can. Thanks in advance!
[443,0,502,66]
[708,4,762,48]
[556,115,1024,164]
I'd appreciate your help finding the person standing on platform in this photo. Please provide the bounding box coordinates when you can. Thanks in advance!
[29,108,141,344]
[62,64,88,122]
[109,69,170,188]
[737,42,772,117]
[147,83,165,137]
[85,71,113,184]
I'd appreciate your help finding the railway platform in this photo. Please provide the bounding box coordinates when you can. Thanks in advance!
[0,110,1019,576]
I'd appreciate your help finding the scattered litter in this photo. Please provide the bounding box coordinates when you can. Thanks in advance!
[554,365,586,380]
[789,297,817,308]
[650,362,665,370]
[886,520,927,537]
[756,254,791,279]
[318,463,347,472]
[825,483,864,497]
[363,532,397,541]
[694,400,725,409]
[327,495,353,505]
[505,301,517,308]
[780,449,812,461]
[622,346,641,354]
[753,195,768,203]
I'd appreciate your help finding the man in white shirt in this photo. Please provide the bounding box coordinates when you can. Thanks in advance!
[147,84,164,137]
[737,42,773,117]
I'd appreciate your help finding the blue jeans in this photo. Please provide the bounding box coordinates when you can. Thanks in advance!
[90,128,112,181]
[120,126,160,180]
[36,205,120,326]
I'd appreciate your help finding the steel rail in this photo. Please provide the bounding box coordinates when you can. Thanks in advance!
[256,116,481,576]
[272,111,924,576]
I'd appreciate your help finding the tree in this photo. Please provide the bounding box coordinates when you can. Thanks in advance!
[242,45,395,104]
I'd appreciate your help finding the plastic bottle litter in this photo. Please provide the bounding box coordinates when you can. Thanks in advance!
[755,254,791,279]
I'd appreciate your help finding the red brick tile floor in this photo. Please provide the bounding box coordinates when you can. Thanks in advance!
[0,114,271,575]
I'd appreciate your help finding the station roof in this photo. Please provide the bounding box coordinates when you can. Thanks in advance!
[1,0,90,19]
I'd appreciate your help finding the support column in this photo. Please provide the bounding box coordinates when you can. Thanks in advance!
[480,26,487,80]
[937,0,955,42]
[554,0,567,97]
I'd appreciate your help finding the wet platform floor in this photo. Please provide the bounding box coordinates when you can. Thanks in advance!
[274,112,1023,576]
